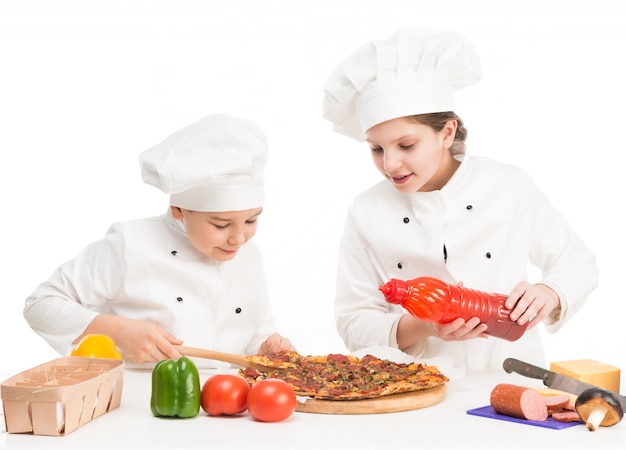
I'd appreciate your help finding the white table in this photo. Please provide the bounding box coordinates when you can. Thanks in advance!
[2,367,625,449]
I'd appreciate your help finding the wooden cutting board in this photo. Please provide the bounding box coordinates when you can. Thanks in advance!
[295,384,446,414]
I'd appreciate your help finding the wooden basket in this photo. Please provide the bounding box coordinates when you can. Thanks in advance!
[1,357,124,436]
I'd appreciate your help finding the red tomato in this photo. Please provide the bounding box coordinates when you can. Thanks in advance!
[201,374,250,416]
[247,379,297,422]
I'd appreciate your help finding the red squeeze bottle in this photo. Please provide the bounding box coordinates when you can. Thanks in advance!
[379,276,527,342]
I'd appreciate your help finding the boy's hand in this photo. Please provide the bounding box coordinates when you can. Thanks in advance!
[76,314,183,363]
[258,333,296,355]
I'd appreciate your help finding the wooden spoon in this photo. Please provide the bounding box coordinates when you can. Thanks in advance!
[174,345,288,372]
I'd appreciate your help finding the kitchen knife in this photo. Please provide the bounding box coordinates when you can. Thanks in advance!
[503,357,626,409]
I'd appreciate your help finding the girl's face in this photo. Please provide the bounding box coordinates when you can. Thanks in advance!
[170,206,263,262]
[366,117,458,193]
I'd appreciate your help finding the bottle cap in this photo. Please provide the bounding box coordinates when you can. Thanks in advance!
[379,279,408,304]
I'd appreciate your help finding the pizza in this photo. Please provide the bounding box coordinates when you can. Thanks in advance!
[240,351,448,400]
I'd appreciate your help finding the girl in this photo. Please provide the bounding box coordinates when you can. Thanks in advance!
[322,27,598,369]
[24,114,294,366]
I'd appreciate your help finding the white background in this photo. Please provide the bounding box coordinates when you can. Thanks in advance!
[1,0,624,382]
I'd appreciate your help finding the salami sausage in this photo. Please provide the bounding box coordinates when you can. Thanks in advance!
[490,384,548,421]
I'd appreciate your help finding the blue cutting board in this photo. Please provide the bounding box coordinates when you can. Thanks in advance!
[466,405,582,429]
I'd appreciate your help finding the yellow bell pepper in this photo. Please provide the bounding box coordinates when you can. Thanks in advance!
[70,334,123,359]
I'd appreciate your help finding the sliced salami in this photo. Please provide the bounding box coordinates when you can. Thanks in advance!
[490,383,548,421]
[551,410,581,423]
[543,394,572,413]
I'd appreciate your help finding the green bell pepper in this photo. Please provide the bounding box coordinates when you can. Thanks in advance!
[150,356,201,418]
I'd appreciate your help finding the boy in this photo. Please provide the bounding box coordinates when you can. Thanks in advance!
[24,114,294,366]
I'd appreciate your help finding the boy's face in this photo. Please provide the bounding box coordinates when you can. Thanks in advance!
[171,206,263,261]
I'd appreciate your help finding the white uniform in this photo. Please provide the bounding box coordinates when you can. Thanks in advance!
[24,209,278,363]
[334,153,598,369]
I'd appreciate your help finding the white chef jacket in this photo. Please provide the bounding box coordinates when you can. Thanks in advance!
[335,152,598,370]
[24,209,278,366]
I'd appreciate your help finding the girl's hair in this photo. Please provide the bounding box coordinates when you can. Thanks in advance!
[407,112,467,154]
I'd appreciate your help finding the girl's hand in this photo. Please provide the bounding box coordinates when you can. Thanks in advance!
[397,314,487,350]
[258,333,296,355]
[430,317,489,341]
[505,282,560,329]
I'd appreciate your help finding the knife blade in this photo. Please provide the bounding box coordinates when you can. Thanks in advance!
[503,357,626,410]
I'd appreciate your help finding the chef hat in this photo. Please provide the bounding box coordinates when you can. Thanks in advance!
[323,27,482,142]
[140,113,268,212]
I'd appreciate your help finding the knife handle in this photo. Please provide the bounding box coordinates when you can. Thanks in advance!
[502,358,556,386]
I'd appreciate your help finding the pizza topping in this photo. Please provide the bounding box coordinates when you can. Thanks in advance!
[240,351,448,401]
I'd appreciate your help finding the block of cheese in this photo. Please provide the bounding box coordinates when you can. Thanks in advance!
[550,359,620,393]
